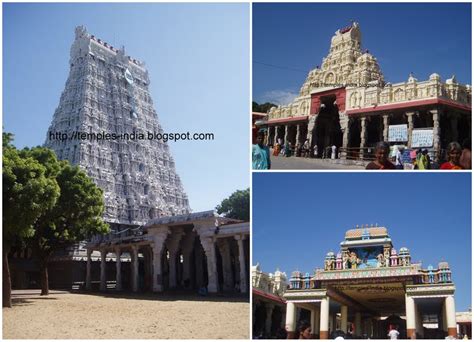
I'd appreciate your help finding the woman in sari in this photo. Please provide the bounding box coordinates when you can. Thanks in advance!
[440,142,463,169]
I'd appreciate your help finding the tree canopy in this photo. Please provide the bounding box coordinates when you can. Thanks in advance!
[252,101,277,113]
[3,133,109,300]
[3,133,60,306]
[215,188,249,221]
[22,146,109,295]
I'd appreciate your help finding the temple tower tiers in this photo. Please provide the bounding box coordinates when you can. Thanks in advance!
[298,22,384,97]
[45,26,190,228]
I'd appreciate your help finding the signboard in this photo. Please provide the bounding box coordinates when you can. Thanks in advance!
[411,129,433,148]
[388,124,408,142]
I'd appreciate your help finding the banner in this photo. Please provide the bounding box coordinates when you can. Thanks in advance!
[388,124,408,142]
[411,129,433,148]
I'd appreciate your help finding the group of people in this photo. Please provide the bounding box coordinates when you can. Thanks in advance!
[367,140,471,170]
[271,141,338,159]
[253,130,472,170]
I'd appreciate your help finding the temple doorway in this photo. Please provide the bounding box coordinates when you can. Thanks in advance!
[313,95,342,157]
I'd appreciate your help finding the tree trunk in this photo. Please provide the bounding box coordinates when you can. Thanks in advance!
[3,251,12,307]
[40,258,49,296]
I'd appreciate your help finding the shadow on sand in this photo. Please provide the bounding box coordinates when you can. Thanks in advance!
[70,289,250,303]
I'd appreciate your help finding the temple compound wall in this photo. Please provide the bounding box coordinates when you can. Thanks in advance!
[85,211,249,294]
[281,225,459,339]
[261,22,471,161]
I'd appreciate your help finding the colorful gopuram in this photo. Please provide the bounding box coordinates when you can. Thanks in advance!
[284,225,457,339]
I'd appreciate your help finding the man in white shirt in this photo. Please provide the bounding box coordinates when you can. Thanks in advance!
[387,327,400,339]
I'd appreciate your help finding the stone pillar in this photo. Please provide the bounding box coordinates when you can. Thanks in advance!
[235,235,248,293]
[265,303,274,337]
[406,294,416,339]
[285,302,297,339]
[86,248,92,290]
[295,124,301,145]
[217,239,234,291]
[284,125,289,145]
[355,312,362,337]
[359,116,367,159]
[201,237,218,293]
[341,120,349,159]
[151,230,168,292]
[115,247,122,291]
[341,305,348,333]
[406,112,415,147]
[445,295,457,337]
[320,297,330,339]
[100,249,107,291]
[310,307,320,338]
[131,245,139,292]
[431,109,441,158]
[275,126,280,145]
[383,114,390,141]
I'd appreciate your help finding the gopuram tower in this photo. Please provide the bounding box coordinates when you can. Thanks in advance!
[45,26,190,231]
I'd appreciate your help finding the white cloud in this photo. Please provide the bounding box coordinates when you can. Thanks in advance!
[258,89,298,106]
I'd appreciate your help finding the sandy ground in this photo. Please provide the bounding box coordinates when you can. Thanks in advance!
[3,289,249,339]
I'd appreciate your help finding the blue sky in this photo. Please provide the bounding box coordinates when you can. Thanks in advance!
[253,3,471,105]
[253,172,472,311]
[3,3,249,211]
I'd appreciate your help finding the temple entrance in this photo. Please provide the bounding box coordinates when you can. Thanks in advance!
[347,118,361,159]
[366,115,383,147]
[313,96,342,157]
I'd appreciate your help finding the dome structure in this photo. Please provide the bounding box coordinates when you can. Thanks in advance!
[438,261,450,270]
[325,251,336,259]
[408,73,418,83]
[399,247,410,256]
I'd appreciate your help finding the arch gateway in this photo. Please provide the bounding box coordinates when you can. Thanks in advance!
[262,22,471,160]
[284,225,457,339]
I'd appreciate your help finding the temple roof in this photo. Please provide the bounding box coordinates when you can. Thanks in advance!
[344,226,388,240]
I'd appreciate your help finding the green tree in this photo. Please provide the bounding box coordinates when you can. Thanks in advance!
[22,147,109,295]
[216,188,249,221]
[252,101,277,113]
[3,134,60,307]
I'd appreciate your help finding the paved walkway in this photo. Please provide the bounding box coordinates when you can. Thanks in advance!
[270,155,365,170]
